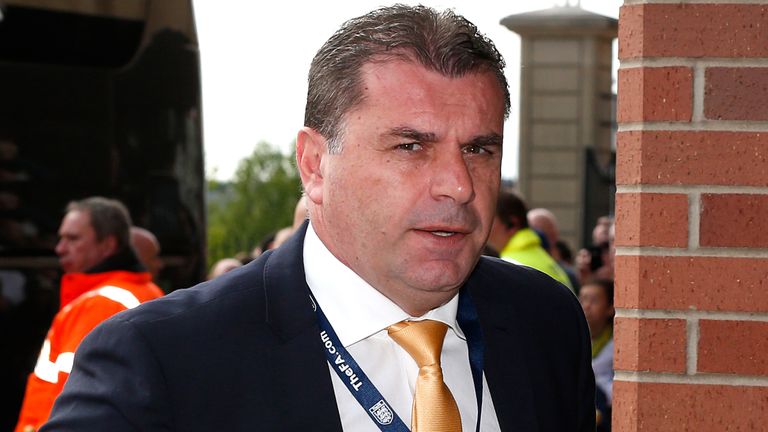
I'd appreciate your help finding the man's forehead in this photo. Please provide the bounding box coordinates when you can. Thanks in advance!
[370,62,502,108]
[358,59,502,104]
[61,210,92,232]
[352,61,504,133]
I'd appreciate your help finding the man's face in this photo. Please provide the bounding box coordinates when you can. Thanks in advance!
[55,210,115,273]
[578,284,613,334]
[133,236,162,278]
[301,60,505,314]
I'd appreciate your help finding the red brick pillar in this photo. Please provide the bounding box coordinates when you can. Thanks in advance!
[614,3,768,430]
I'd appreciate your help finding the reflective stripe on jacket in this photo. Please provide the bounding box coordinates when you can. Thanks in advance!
[15,270,163,432]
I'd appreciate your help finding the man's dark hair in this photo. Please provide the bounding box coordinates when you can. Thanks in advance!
[304,4,510,153]
[555,239,574,264]
[496,190,529,229]
[585,278,614,306]
[66,197,132,251]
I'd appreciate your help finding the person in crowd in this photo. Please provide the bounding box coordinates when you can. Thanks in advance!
[577,216,615,283]
[15,197,163,432]
[528,207,580,291]
[130,227,162,280]
[263,196,310,252]
[292,195,308,229]
[578,278,615,432]
[250,196,306,257]
[250,230,277,258]
[487,191,574,291]
[271,226,294,249]
[207,257,242,280]
[527,208,558,254]
[233,251,254,266]
[42,6,594,431]
[555,239,575,266]
[592,216,613,246]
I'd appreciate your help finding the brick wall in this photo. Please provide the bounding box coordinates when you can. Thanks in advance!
[614,2,768,430]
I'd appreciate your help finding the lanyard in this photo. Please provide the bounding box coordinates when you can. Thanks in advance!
[310,288,485,432]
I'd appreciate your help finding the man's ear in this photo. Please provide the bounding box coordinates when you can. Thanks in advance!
[506,216,521,232]
[296,127,326,205]
[99,235,118,258]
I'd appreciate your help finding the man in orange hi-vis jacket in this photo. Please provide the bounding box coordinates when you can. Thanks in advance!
[14,197,163,432]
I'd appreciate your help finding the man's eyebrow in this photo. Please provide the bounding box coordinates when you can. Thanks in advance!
[386,127,503,147]
[467,133,503,147]
[387,127,437,142]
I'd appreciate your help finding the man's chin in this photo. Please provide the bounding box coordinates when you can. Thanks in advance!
[406,263,470,293]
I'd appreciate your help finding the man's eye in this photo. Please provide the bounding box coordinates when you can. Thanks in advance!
[463,145,489,155]
[396,142,422,151]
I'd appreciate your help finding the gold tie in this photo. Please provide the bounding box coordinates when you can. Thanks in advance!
[388,320,462,432]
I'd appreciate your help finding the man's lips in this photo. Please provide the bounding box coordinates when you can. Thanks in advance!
[430,231,455,237]
[413,226,473,237]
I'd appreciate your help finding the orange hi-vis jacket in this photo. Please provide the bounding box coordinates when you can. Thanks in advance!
[14,270,163,432]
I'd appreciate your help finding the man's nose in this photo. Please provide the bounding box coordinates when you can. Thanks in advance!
[429,150,474,204]
[54,240,65,256]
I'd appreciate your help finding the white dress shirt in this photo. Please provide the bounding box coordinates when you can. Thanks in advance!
[304,223,502,431]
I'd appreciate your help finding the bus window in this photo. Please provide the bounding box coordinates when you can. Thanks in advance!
[0,1,205,428]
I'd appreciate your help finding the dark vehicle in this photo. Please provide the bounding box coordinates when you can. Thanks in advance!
[0,0,205,428]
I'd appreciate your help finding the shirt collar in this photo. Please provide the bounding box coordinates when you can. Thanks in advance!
[303,222,464,347]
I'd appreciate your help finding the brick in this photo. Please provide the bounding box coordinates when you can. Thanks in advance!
[700,194,768,248]
[618,67,693,123]
[615,255,768,313]
[699,320,768,376]
[614,317,687,373]
[615,193,688,248]
[616,131,768,187]
[619,4,768,59]
[613,381,768,431]
[705,67,768,121]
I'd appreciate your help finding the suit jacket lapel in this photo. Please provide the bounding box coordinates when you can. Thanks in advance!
[263,228,542,431]
[467,262,540,431]
[260,222,344,431]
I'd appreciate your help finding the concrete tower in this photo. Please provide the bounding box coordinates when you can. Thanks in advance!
[501,5,617,248]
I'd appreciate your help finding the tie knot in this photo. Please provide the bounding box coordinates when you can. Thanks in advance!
[387,320,448,368]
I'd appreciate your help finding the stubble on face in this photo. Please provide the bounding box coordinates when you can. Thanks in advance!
[304,60,504,316]
[56,211,114,274]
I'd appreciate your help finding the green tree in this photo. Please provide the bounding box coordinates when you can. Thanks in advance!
[207,141,301,268]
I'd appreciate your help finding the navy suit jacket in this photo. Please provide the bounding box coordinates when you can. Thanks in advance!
[43,224,595,431]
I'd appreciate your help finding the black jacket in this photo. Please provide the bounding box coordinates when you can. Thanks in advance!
[43,222,595,431]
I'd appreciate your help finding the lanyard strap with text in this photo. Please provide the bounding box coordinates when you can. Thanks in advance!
[310,287,485,432]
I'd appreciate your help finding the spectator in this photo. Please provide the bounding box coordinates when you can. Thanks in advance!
[592,216,613,246]
[527,208,558,254]
[207,258,242,280]
[555,239,575,266]
[292,195,308,229]
[251,230,277,258]
[577,217,615,283]
[233,251,254,266]
[487,191,574,291]
[130,227,162,280]
[15,197,163,431]
[271,226,294,249]
[579,278,615,431]
[528,207,580,291]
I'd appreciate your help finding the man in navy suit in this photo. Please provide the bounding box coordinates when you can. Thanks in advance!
[43,5,594,431]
